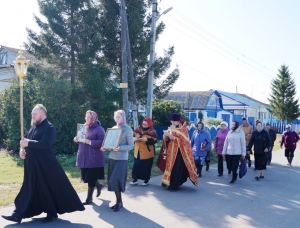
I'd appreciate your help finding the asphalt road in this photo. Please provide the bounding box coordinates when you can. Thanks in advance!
[1,147,299,228]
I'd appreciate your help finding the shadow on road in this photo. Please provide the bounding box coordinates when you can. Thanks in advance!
[92,199,163,228]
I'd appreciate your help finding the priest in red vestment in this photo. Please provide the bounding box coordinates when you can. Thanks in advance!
[156,113,198,191]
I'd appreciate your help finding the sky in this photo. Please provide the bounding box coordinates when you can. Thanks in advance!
[1,0,299,104]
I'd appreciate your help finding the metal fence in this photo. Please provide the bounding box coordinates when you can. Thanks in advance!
[154,123,300,141]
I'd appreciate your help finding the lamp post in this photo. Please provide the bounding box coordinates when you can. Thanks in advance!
[14,51,28,153]
[146,3,172,118]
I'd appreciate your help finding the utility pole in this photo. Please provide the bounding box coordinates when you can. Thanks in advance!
[124,1,138,129]
[120,0,128,122]
[146,0,157,118]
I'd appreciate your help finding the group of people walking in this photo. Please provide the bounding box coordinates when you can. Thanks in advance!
[1,104,299,224]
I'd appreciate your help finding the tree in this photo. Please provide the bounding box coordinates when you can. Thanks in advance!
[0,64,118,153]
[268,65,300,123]
[99,0,180,103]
[0,65,81,152]
[152,100,188,126]
[25,0,102,84]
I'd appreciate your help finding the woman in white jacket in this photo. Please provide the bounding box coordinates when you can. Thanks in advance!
[222,121,246,184]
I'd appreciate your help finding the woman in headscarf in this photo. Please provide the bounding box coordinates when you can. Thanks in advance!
[214,121,229,176]
[130,118,157,186]
[190,122,212,177]
[222,121,246,184]
[280,124,300,166]
[247,121,271,180]
[101,110,134,212]
[74,110,105,204]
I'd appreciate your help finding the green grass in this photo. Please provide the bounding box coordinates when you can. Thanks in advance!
[0,152,25,207]
[0,142,164,207]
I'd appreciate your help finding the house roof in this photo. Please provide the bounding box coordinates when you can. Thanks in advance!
[164,90,214,109]
[217,90,269,107]
[1,46,40,64]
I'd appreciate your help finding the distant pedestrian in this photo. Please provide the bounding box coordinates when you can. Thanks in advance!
[240,118,253,167]
[191,122,212,177]
[222,121,246,184]
[74,110,105,205]
[280,124,299,166]
[131,117,157,186]
[247,121,271,180]
[266,123,277,165]
[214,121,229,176]
[101,110,134,212]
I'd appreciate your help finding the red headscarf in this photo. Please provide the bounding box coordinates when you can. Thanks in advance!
[143,117,153,128]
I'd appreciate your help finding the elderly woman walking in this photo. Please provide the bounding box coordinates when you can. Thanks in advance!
[74,110,106,205]
[101,110,134,212]
[130,117,157,186]
[190,122,212,177]
[247,121,271,180]
[214,121,229,176]
[280,124,299,166]
[222,121,246,184]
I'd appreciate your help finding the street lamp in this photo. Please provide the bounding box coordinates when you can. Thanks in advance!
[14,51,28,152]
[146,3,173,118]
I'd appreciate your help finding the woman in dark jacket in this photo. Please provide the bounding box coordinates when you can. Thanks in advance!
[74,110,105,204]
[247,121,271,180]
[280,124,299,166]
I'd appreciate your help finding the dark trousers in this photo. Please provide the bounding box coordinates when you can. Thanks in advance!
[266,146,273,164]
[217,155,224,175]
[226,155,241,175]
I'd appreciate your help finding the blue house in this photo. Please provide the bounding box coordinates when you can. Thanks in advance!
[163,90,233,124]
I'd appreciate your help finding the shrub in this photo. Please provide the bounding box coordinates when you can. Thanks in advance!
[204,118,222,127]
[152,100,188,126]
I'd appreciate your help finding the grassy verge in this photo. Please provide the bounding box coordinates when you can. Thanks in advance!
[0,141,163,207]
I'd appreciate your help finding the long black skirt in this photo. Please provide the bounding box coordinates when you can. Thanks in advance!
[107,159,128,192]
[81,167,105,183]
[254,153,267,170]
[132,152,153,182]
[168,150,188,191]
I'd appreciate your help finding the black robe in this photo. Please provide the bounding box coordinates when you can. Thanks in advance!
[14,119,84,218]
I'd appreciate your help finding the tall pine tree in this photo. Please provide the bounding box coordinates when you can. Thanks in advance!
[268,65,300,123]
[99,0,180,103]
[25,0,102,84]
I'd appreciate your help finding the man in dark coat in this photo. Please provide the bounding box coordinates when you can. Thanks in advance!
[266,123,277,165]
[1,104,85,223]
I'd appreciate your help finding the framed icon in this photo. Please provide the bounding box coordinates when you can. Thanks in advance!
[77,124,87,143]
[102,128,123,150]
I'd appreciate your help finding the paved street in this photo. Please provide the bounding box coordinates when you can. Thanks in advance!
[1,147,299,228]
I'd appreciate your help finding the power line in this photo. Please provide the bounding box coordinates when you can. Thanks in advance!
[126,2,276,80]
[160,1,278,75]
[160,21,274,81]
[170,56,235,90]
[165,14,275,79]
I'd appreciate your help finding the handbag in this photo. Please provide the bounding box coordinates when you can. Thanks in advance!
[205,150,214,161]
[239,158,247,178]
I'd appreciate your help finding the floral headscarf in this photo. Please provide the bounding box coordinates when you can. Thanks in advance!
[86,110,98,127]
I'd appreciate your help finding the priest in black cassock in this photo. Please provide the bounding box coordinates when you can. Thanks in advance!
[1,104,84,223]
